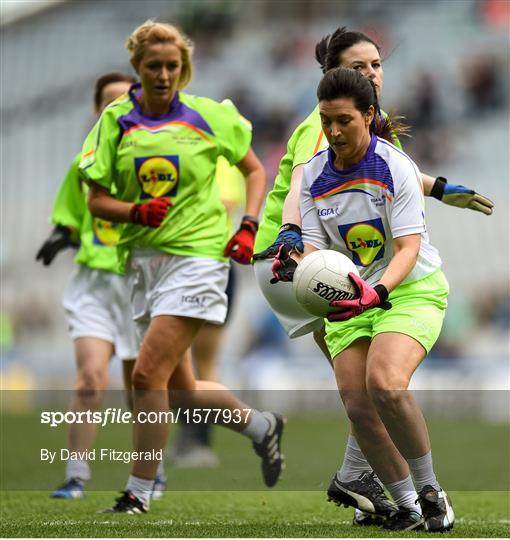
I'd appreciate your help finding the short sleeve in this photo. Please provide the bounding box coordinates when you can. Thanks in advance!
[214,100,252,166]
[51,153,86,230]
[291,108,325,169]
[79,109,120,191]
[300,165,329,250]
[389,157,426,238]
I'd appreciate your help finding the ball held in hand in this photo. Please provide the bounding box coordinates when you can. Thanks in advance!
[292,249,360,317]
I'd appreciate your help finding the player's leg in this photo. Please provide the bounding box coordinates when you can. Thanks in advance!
[314,326,376,481]
[366,271,454,532]
[51,337,113,498]
[330,338,419,520]
[52,268,116,498]
[255,259,381,523]
[121,359,135,412]
[171,264,237,468]
[169,322,224,468]
[366,333,454,532]
[106,314,202,513]
[169,352,286,488]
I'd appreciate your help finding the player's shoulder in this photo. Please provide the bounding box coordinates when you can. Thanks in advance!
[302,148,329,180]
[291,105,320,137]
[375,136,417,172]
[179,93,247,127]
[71,152,82,167]
[101,92,133,118]
[180,92,232,113]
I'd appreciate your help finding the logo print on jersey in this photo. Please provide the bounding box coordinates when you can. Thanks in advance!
[135,155,179,199]
[338,218,386,267]
[93,217,121,246]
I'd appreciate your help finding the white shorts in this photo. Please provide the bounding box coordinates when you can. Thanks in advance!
[128,250,229,341]
[62,266,138,361]
[253,259,323,338]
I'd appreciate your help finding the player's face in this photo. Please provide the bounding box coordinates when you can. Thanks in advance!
[97,81,132,114]
[340,42,384,97]
[319,98,374,168]
[137,42,183,106]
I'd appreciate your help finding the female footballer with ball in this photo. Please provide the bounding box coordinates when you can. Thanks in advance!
[273,67,455,532]
[253,26,492,527]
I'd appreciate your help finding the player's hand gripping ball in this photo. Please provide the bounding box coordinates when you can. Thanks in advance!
[292,250,360,318]
[328,273,392,322]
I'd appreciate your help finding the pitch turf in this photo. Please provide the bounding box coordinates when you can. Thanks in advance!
[1,490,509,537]
[1,411,509,536]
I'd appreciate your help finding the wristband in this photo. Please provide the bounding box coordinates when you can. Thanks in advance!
[279,223,302,235]
[129,204,141,224]
[430,176,447,200]
[374,284,389,303]
[240,215,259,233]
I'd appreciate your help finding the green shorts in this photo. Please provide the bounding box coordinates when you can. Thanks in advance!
[325,269,449,359]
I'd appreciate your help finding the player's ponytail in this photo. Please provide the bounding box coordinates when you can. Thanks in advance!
[315,35,330,74]
[366,78,410,143]
[317,68,410,144]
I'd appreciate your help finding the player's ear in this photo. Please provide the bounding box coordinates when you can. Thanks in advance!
[364,106,375,127]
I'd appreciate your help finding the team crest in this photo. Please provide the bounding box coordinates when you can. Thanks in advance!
[338,218,386,266]
[135,155,179,199]
[93,217,121,246]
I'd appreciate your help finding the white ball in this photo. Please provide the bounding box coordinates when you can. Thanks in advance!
[292,250,360,317]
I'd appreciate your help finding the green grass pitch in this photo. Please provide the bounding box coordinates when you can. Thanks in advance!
[1,411,508,537]
[1,490,509,537]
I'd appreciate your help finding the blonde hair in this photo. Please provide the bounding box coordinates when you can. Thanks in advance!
[125,20,193,90]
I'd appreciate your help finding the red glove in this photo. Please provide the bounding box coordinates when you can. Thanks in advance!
[224,216,258,265]
[328,272,392,322]
[129,198,172,228]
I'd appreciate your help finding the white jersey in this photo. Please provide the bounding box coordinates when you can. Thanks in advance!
[301,134,442,286]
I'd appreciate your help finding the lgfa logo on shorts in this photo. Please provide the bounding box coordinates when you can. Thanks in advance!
[338,218,386,266]
[135,155,179,199]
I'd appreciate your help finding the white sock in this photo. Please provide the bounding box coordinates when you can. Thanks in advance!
[65,459,90,482]
[125,474,154,507]
[337,435,374,483]
[156,460,166,480]
[385,475,421,513]
[241,410,270,444]
[407,451,440,492]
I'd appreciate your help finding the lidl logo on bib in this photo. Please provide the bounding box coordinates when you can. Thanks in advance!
[135,155,179,199]
[338,218,386,266]
[93,218,121,246]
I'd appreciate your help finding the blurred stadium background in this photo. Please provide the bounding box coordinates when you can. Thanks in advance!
[1,0,509,418]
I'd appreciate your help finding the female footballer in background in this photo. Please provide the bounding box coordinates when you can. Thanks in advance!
[36,72,153,499]
[80,20,284,514]
[274,67,455,532]
[253,26,493,526]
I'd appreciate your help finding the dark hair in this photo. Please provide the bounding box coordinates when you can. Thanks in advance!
[317,68,407,142]
[93,72,137,109]
[315,27,380,74]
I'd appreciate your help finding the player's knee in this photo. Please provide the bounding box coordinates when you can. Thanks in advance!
[75,369,107,403]
[131,366,155,390]
[340,390,372,427]
[366,370,409,414]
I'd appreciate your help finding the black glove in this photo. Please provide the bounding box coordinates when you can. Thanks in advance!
[36,226,76,266]
[431,176,494,215]
[253,223,304,260]
[270,244,298,284]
